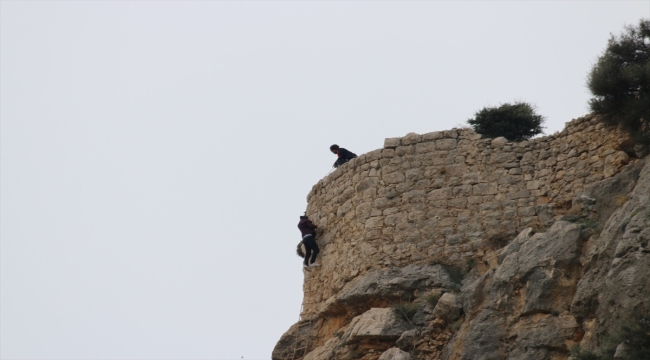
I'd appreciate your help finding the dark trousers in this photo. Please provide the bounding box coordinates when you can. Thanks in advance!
[334,158,349,168]
[302,235,319,265]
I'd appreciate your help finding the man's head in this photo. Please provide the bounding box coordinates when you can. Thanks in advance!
[330,144,339,153]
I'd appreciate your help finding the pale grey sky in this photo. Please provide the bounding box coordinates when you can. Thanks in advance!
[1,1,648,359]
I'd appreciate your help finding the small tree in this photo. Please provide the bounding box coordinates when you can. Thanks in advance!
[588,19,650,145]
[467,102,545,141]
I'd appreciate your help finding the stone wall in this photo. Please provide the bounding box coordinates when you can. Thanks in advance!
[301,115,632,318]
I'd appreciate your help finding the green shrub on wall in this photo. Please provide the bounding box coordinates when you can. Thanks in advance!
[467,102,545,141]
[588,19,650,145]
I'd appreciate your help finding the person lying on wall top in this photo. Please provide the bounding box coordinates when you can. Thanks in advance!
[298,214,320,269]
[330,144,357,168]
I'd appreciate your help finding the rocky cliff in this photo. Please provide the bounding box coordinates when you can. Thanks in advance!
[274,115,649,360]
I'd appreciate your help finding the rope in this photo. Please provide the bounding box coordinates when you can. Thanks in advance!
[323,167,335,178]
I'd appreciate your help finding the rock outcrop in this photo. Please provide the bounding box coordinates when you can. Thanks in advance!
[274,115,649,360]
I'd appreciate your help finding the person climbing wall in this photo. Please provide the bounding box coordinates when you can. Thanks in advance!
[330,144,357,168]
[298,215,320,269]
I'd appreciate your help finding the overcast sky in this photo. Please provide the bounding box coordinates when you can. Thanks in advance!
[1,1,648,359]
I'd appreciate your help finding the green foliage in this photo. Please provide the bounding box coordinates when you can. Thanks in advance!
[588,19,650,145]
[571,347,601,360]
[424,292,441,307]
[484,231,511,250]
[442,265,467,285]
[565,215,602,235]
[467,101,545,141]
[392,302,418,323]
[582,217,602,234]
[620,315,650,359]
[570,315,650,360]
[450,318,464,332]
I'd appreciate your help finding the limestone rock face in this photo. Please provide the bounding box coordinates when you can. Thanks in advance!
[272,320,317,360]
[378,348,412,360]
[442,220,584,359]
[431,293,462,321]
[571,158,650,351]
[274,116,649,360]
[344,308,410,343]
[322,264,455,316]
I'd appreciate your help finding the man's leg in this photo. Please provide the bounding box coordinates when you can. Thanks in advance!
[303,236,318,265]
[310,244,319,265]
[303,243,312,266]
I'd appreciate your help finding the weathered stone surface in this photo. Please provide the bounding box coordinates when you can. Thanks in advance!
[378,347,412,360]
[571,158,650,351]
[442,220,587,359]
[432,293,462,321]
[445,309,507,360]
[436,138,457,150]
[395,329,418,350]
[491,137,508,147]
[273,320,317,360]
[321,264,455,316]
[344,308,410,343]
[303,338,339,360]
[384,137,401,149]
[402,132,422,146]
[274,115,642,360]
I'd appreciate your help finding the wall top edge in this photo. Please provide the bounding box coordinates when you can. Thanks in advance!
[308,113,599,200]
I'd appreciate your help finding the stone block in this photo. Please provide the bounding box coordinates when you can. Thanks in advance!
[428,187,452,200]
[491,137,508,147]
[356,177,378,193]
[367,149,383,162]
[473,183,497,195]
[366,229,382,240]
[525,180,542,190]
[432,292,463,320]
[507,190,531,200]
[383,172,405,184]
[453,185,473,197]
[405,168,421,181]
[436,138,457,150]
[402,190,427,203]
[467,196,483,204]
[365,216,384,229]
[422,131,443,141]
[384,137,401,149]
[375,196,401,210]
[518,206,536,217]
[378,348,412,360]
[446,164,467,176]
[402,132,422,145]
[356,202,373,219]
[448,198,467,209]
[395,145,414,156]
[344,308,410,343]
[503,209,517,220]
[382,149,395,158]
[463,173,479,185]
[444,130,459,138]
[415,141,436,154]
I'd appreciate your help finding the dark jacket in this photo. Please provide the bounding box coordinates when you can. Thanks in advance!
[334,148,357,167]
[337,148,357,161]
[298,216,318,237]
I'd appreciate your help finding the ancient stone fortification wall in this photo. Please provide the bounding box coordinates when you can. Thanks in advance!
[302,115,631,317]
